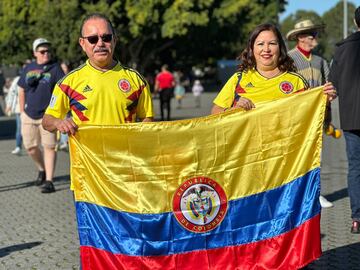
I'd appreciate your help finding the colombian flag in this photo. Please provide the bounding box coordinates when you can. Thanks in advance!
[70,87,326,270]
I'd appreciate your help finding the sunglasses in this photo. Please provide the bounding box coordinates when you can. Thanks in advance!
[37,49,50,55]
[303,32,318,38]
[82,34,113,44]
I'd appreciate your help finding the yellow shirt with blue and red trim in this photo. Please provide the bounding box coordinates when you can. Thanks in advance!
[213,69,309,108]
[45,60,154,125]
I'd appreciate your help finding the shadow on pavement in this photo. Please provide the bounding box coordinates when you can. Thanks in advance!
[0,174,70,192]
[53,174,70,183]
[326,188,348,203]
[0,180,35,193]
[0,242,42,258]
[309,242,360,269]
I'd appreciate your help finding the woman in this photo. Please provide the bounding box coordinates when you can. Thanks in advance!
[5,76,22,155]
[211,23,336,113]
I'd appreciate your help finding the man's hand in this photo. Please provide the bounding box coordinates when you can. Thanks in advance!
[42,114,78,135]
[55,118,78,135]
[323,82,337,102]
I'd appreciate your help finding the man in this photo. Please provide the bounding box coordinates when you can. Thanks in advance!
[18,38,65,193]
[155,64,175,121]
[42,13,153,144]
[286,19,334,208]
[329,6,360,234]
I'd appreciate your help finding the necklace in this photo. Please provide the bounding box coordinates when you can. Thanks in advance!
[257,69,282,79]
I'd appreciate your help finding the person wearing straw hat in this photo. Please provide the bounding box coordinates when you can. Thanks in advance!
[287,20,335,209]
[286,20,329,89]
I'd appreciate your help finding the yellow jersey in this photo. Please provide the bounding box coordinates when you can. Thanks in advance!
[45,60,154,125]
[213,69,308,108]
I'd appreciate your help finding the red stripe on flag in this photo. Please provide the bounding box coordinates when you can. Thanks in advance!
[80,214,321,270]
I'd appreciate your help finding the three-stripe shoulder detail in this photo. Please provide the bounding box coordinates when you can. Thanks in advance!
[288,71,310,89]
[57,63,86,85]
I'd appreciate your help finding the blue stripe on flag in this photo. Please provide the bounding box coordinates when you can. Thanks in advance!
[76,168,321,256]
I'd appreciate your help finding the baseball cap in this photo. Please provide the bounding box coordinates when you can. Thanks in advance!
[33,38,51,52]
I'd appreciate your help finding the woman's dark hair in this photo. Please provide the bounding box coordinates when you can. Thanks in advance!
[80,13,115,37]
[237,23,295,73]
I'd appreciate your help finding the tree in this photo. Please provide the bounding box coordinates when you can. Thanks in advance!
[0,1,33,65]
[322,1,357,60]
[0,0,288,73]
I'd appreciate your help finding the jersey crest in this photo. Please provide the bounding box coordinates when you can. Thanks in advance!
[279,81,294,94]
[118,79,131,93]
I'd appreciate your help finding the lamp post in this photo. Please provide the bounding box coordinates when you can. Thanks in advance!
[344,0,348,38]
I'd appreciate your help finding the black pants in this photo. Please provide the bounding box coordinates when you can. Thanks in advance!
[159,88,173,121]
[324,103,332,128]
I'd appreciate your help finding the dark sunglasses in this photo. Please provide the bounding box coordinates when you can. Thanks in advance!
[303,31,318,38]
[37,49,50,55]
[82,34,113,44]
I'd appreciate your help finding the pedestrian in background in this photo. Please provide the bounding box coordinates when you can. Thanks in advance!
[174,82,185,109]
[18,38,65,193]
[0,69,5,115]
[286,19,334,208]
[5,75,22,155]
[154,64,175,121]
[192,80,204,108]
[329,6,360,234]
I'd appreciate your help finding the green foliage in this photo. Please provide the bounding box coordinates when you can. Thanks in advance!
[0,0,287,72]
[322,1,357,60]
[162,0,212,37]
[0,1,32,64]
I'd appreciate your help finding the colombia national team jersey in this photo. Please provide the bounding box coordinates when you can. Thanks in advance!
[214,69,309,109]
[45,60,154,125]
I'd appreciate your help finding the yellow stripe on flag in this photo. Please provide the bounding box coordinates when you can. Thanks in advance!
[70,87,326,214]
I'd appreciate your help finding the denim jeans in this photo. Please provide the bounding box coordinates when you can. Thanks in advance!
[15,113,22,148]
[344,130,360,221]
[60,133,68,144]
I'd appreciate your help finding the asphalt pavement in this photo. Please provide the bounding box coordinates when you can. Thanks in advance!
[0,92,359,270]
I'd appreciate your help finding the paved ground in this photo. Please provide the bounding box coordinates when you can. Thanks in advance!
[0,92,359,270]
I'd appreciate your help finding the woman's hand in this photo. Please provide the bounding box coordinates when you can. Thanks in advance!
[323,82,337,102]
[234,97,255,111]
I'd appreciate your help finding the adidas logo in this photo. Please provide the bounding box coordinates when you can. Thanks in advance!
[83,85,92,92]
[245,82,254,87]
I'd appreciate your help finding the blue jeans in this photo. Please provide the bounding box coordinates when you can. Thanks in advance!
[60,133,68,144]
[15,113,22,148]
[344,130,360,221]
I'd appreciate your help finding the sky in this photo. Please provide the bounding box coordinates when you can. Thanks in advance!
[279,0,360,21]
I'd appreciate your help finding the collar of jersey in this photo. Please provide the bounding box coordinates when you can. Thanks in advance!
[86,59,122,73]
[253,68,286,81]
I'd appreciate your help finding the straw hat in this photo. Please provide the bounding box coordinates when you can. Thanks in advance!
[286,19,324,41]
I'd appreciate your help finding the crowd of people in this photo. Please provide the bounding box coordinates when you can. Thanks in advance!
[0,8,359,241]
